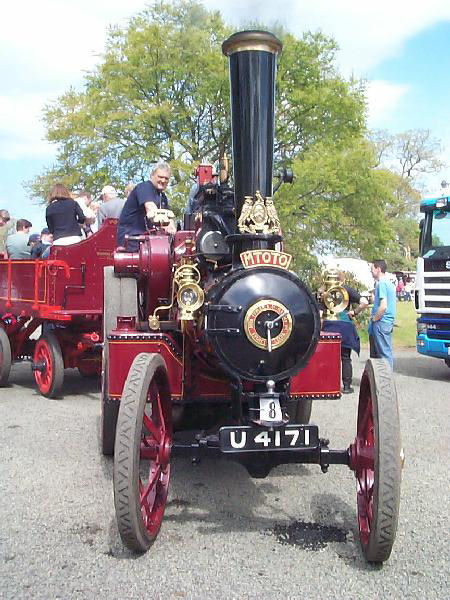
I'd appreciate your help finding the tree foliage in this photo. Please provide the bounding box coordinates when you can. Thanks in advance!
[27,0,440,277]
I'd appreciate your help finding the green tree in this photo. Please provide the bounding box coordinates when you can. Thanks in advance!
[28,0,399,278]
[368,128,445,271]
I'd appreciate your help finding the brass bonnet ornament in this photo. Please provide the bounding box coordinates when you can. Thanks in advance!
[238,191,281,235]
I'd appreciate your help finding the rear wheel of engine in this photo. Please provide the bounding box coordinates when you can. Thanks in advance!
[0,327,12,386]
[288,399,312,424]
[78,358,101,378]
[351,358,401,563]
[101,267,137,456]
[33,333,64,398]
[113,353,172,553]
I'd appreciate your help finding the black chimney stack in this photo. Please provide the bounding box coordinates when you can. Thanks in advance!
[222,30,282,220]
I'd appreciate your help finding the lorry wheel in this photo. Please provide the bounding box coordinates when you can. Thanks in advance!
[350,358,402,563]
[114,353,172,553]
[0,327,12,387]
[101,266,137,456]
[445,359,450,368]
[288,399,312,424]
[33,333,64,398]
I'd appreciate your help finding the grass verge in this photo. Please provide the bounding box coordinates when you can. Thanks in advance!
[357,301,416,348]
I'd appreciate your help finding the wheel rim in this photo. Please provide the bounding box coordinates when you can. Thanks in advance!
[34,339,54,395]
[139,378,172,538]
[353,379,375,548]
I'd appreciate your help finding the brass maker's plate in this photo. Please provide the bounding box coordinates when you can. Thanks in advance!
[244,299,292,350]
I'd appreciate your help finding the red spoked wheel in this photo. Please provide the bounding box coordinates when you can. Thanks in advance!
[350,358,402,563]
[33,333,64,398]
[113,353,172,553]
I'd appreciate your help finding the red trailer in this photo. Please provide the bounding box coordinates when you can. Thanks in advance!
[0,219,118,397]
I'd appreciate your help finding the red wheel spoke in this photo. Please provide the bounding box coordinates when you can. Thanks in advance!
[140,438,158,460]
[143,413,161,442]
[154,389,166,436]
[140,466,162,508]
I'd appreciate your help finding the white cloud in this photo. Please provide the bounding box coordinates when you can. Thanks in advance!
[0,93,56,159]
[204,0,450,73]
[365,80,410,129]
[1,0,450,161]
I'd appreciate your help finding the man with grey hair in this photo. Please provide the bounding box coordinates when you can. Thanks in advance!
[97,185,126,229]
[117,161,175,250]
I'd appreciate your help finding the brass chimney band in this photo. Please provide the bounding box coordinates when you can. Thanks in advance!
[222,30,282,57]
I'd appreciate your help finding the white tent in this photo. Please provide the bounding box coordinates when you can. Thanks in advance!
[319,257,397,291]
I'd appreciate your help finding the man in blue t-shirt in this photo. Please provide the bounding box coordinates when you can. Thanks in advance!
[369,259,396,369]
[117,161,175,250]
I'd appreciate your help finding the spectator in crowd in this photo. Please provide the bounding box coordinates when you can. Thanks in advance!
[117,162,175,250]
[46,184,85,246]
[31,228,53,258]
[27,233,40,255]
[404,280,413,302]
[337,271,369,393]
[369,259,396,369]
[0,209,15,256]
[396,278,405,301]
[6,219,33,258]
[97,185,126,229]
[75,190,96,237]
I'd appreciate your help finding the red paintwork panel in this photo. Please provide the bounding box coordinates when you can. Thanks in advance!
[107,335,232,401]
[290,333,341,397]
[108,333,341,402]
[0,220,118,319]
[108,337,184,399]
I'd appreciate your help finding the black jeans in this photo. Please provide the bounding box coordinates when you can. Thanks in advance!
[341,346,352,387]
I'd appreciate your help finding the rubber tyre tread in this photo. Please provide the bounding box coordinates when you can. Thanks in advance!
[101,267,137,456]
[113,352,170,553]
[359,358,401,563]
[38,333,64,398]
[0,327,12,386]
[288,399,312,424]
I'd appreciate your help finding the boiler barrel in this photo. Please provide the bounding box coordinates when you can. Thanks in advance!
[222,30,282,217]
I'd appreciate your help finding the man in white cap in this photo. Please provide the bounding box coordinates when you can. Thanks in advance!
[97,185,126,229]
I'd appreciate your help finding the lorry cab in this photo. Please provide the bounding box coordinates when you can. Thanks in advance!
[416,193,450,365]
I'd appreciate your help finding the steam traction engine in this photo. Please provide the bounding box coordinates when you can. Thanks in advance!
[105,31,402,561]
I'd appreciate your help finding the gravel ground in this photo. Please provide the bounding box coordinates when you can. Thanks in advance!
[0,348,449,600]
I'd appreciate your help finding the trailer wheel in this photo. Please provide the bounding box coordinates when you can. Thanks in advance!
[33,333,64,398]
[0,327,12,386]
[350,359,401,563]
[101,266,138,456]
[288,399,312,424]
[114,353,172,553]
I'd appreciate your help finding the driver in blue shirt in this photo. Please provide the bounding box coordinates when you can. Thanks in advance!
[117,161,175,250]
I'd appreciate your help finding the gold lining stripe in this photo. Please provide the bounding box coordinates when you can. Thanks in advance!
[225,42,280,54]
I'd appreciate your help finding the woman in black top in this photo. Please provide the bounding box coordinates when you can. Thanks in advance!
[46,183,85,246]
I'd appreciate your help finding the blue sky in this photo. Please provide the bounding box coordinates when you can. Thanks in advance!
[1,1,449,232]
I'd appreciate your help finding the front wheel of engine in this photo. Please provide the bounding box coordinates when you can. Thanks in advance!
[350,358,401,563]
[113,353,172,553]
